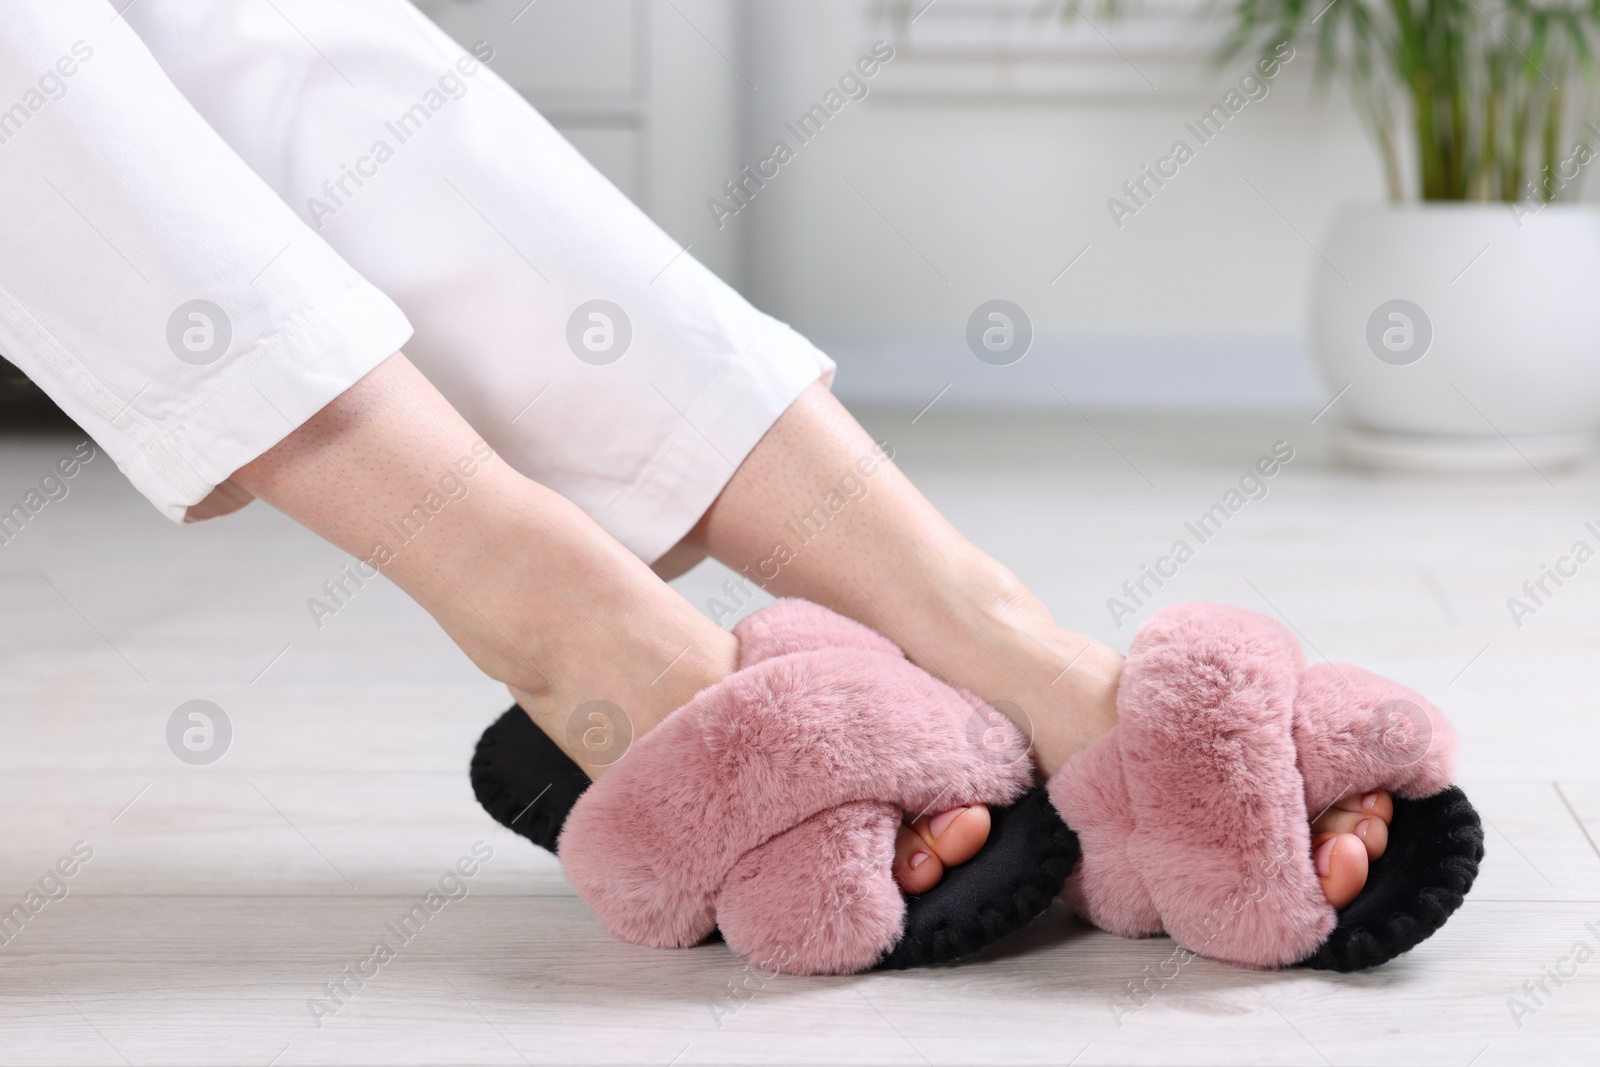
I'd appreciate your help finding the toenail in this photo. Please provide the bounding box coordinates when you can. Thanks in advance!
[1361,792,1379,811]
[1355,818,1371,840]
[927,808,965,839]
[909,851,930,870]
[1314,838,1334,878]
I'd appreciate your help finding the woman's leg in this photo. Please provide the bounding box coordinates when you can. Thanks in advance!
[230,353,986,890]
[686,383,1389,908]
[230,353,736,766]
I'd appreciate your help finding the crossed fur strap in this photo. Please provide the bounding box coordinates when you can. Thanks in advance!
[1050,602,1482,970]
[556,599,1036,974]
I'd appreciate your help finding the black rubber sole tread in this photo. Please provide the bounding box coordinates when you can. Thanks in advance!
[1299,785,1484,972]
[876,788,1079,970]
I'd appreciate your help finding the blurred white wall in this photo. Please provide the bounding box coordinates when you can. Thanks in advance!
[418,0,1426,409]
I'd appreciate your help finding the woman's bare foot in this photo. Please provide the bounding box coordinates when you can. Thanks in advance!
[1313,790,1394,908]
[916,601,1391,907]
[893,805,991,893]
[512,648,994,897]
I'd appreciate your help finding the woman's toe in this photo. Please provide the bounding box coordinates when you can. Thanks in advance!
[911,804,991,868]
[893,823,945,894]
[1313,831,1370,909]
[1327,789,1394,825]
[1310,807,1389,861]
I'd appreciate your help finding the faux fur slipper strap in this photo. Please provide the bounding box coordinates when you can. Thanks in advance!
[1049,602,1483,970]
[472,598,1078,975]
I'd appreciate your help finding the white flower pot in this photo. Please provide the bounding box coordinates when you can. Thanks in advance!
[1311,202,1600,471]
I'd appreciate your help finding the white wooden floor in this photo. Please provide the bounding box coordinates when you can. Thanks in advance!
[2,410,1599,1065]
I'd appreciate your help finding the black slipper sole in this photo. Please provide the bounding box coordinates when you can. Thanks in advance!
[470,704,1078,969]
[1299,785,1485,972]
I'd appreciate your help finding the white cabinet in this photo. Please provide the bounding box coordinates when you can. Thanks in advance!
[414,0,646,199]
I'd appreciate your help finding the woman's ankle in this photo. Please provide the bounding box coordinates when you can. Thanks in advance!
[505,591,739,780]
[908,551,1124,777]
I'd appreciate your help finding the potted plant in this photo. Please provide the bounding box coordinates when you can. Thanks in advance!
[1224,0,1600,470]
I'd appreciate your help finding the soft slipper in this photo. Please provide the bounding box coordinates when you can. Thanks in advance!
[470,598,1079,975]
[1049,602,1484,971]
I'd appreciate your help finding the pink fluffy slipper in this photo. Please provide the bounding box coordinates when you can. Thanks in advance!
[1048,602,1484,971]
[471,599,1080,975]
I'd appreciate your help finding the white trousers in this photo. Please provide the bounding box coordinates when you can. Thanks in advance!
[0,0,832,563]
